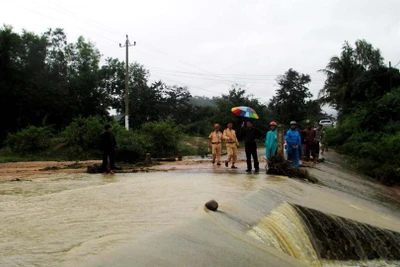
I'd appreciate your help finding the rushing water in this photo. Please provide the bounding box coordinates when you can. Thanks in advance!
[1,158,400,266]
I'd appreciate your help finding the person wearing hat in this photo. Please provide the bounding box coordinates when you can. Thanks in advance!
[223,122,239,168]
[285,121,301,167]
[304,119,316,163]
[208,123,223,165]
[265,121,278,161]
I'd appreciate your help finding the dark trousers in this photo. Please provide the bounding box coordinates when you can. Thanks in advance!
[102,150,116,172]
[245,143,259,170]
[314,142,320,158]
[304,142,315,160]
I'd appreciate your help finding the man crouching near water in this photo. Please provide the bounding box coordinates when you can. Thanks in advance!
[208,124,222,165]
[223,122,239,169]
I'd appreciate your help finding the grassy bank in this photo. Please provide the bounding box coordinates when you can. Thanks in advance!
[0,135,209,164]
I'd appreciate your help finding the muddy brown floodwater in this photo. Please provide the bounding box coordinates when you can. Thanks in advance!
[0,150,400,267]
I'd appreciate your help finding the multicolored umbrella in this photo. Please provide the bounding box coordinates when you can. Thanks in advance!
[231,106,259,119]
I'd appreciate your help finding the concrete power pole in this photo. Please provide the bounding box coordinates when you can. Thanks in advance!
[119,35,136,130]
[389,61,393,91]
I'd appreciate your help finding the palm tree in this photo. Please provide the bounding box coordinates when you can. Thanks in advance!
[319,40,383,116]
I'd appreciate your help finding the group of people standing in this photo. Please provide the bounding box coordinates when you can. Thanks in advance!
[208,121,261,172]
[208,122,239,168]
[278,120,324,167]
[209,119,325,172]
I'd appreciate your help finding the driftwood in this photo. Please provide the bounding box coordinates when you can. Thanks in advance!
[87,164,103,174]
[151,157,176,162]
[266,155,318,183]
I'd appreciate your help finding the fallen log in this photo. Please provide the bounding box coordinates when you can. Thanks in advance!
[266,155,319,183]
[151,157,176,162]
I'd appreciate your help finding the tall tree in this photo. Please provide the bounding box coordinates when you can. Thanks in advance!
[319,40,385,117]
[0,26,111,144]
[213,85,270,135]
[269,69,312,124]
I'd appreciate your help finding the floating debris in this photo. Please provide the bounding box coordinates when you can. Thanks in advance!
[267,155,318,183]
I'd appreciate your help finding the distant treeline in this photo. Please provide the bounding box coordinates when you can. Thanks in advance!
[0,25,326,145]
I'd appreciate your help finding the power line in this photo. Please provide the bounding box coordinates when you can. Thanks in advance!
[27,0,123,37]
[17,0,326,87]
[150,71,324,84]
[14,0,328,90]
[150,74,219,94]
[12,2,120,45]
[147,66,326,78]
[149,69,326,83]
[139,44,239,84]
[150,71,279,84]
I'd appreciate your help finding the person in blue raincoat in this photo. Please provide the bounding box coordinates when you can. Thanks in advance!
[285,121,301,167]
[265,121,278,161]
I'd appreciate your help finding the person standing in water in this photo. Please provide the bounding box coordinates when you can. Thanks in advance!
[265,121,278,161]
[304,120,317,163]
[297,124,306,165]
[241,121,261,172]
[223,122,239,169]
[285,121,301,167]
[208,124,222,165]
[314,123,324,161]
[100,124,119,174]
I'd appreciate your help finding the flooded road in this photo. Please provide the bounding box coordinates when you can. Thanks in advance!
[0,172,269,266]
[1,152,400,266]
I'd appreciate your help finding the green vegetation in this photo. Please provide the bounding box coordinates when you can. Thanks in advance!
[2,25,398,186]
[5,126,53,153]
[268,69,325,126]
[321,40,400,185]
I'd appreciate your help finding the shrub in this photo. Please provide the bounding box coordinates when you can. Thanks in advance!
[113,125,146,163]
[323,128,342,147]
[5,126,53,153]
[140,118,182,157]
[183,120,212,136]
[62,116,106,150]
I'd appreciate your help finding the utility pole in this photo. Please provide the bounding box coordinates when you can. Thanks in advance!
[119,35,136,130]
[389,61,393,91]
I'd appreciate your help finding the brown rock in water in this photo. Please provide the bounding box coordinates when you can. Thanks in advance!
[205,200,218,211]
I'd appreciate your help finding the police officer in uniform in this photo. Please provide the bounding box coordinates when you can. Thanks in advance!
[208,124,222,165]
[223,122,239,168]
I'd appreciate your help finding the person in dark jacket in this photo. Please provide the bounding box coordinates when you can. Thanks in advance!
[241,121,261,172]
[100,124,118,174]
[304,120,316,163]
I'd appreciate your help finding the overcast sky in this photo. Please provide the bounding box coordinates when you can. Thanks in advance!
[2,0,400,115]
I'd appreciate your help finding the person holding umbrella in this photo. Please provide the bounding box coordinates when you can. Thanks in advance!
[285,121,302,167]
[265,121,278,162]
[241,121,261,172]
[223,122,239,169]
[208,123,222,165]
